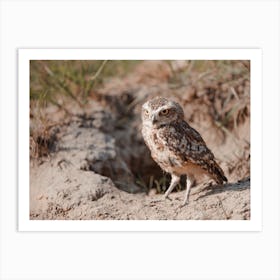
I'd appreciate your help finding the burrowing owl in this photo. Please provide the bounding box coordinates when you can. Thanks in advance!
[141,97,227,205]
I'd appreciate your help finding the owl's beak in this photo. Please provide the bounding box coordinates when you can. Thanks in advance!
[151,114,158,124]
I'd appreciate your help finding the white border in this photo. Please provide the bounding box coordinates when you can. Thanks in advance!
[18,49,262,231]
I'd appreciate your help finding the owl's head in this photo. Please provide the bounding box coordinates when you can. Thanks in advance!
[141,97,184,127]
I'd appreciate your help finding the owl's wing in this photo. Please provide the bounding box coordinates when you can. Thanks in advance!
[159,121,227,183]
[161,121,214,162]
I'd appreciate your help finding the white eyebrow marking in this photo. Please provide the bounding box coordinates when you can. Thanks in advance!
[155,105,170,114]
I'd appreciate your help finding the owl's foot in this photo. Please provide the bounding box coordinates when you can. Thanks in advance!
[175,201,189,211]
[181,199,189,207]
[164,194,172,201]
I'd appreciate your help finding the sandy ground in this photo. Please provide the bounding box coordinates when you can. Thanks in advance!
[30,60,250,220]
[30,159,250,220]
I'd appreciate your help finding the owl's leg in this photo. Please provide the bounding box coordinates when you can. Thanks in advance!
[183,175,195,205]
[164,174,180,199]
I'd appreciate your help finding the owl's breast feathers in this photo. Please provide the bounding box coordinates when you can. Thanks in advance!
[156,121,227,184]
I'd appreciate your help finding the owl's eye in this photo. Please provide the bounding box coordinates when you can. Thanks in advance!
[160,109,169,116]
[144,109,149,116]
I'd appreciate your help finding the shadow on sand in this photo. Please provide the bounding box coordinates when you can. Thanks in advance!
[196,177,250,200]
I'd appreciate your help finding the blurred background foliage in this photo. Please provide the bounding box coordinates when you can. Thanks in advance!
[30,60,140,108]
[30,60,249,110]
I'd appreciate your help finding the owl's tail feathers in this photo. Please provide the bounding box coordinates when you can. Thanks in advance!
[210,160,228,185]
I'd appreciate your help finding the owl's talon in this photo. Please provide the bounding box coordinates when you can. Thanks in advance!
[164,194,172,201]
[181,201,188,207]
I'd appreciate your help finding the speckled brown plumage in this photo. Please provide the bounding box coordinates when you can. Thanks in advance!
[141,97,227,205]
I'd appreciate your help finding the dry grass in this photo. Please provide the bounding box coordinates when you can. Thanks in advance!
[30,60,140,107]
